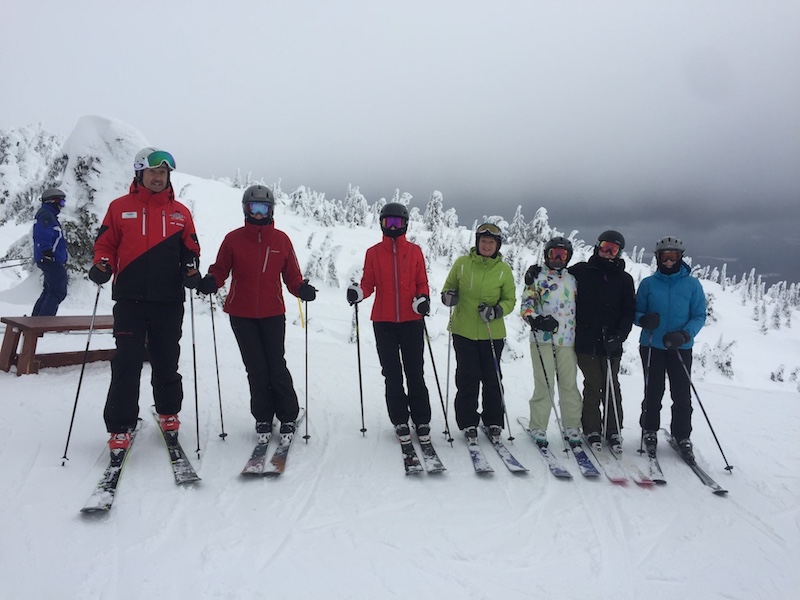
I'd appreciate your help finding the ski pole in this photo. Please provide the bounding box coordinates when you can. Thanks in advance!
[444,306,453,437]
[354,303,367,435]
[208,294,227,440]
[61,280,103,466]
[422,318,453,445]
[303,299,310,443]
[189,291,201,458]
[638,330,654,455]
[549,336,576,451]
[485,319,513,441]
[605,356,624,441]
[674,349,734,472]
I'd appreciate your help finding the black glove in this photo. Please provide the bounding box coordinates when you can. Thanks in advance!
[346,283,364,305]
[478,303,503,322]
[41,249,55,263]
[441,290,459,307]
[639,313,660,330]
[183,269,201,289]
[298,279,317,302]
[663,330,690,349]
[524,265,541,285]
[603,333,623,354]
[531,315,559,333]
[412,294,430,316]
[196,274,218,295]
[88,262,112,284]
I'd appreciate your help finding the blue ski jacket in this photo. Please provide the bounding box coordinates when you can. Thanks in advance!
[33,203,68,264]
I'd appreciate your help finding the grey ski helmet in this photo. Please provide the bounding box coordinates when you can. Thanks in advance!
[654,236,684,253]
[41,187,66,204]
[544,236,573,268]
[379,202,409,238]
[242,185,275,223]
[597,230,625,250]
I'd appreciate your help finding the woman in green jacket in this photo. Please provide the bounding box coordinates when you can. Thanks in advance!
[441,223,516,442]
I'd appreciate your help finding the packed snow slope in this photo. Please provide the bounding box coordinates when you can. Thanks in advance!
[0,119,798,600]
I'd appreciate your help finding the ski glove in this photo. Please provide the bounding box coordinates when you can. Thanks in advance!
[183,261,201,289]
[88,261,112,285]
[297,279,317,302]
[40,249,55,263]
[603,333,623,354]
[196,274,218,295]
[524,264,541,285]
[663,330,690,349]
[639,313,660,330]
[441,289,459,307]
[346,283,364,305]
[412,294,430,316]
[478,303,503,322]
[529,315,558,333]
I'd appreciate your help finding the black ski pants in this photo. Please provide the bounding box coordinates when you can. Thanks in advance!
[578,353,623,438]
[452,334,504,430]
[104,300,184,433]
[230,315,299,426]
[639,345,693,441]
[372,320,431,427]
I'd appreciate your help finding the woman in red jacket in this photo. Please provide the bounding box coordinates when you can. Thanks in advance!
[197,185,316,441]
[346,202,432,444]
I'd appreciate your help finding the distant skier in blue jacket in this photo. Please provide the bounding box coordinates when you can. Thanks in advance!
[635,236,706,462]
[32,188,69,316]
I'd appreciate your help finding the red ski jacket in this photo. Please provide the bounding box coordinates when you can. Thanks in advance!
[360,235,429,323]
[208,221,305,319]
[94,182,200,302]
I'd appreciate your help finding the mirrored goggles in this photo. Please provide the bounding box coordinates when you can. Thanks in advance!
[137,150,176,171]
[247,201,273,216]
[658,250,681,262]
[476,223,501,236]
[57,198,66,207]
[547,248,569,262]
[598,241,620,256]
[382,216,406,229]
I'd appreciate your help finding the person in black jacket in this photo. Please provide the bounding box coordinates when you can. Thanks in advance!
[568,230,635,451]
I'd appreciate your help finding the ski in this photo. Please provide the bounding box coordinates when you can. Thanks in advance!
[611,450,656,486]
[583,439,627,483]
[641,437,667,484]
[465,434,494,474]
[241,433,272,475]
[566,443,601,477]
[398,438,425,475]
[418,438,446,473]
[667,434,728,495]
[151,408,201,485]
[517,418,571,479]
[80,420,143,514]
[481,425,527,473]
[262,408,306,476]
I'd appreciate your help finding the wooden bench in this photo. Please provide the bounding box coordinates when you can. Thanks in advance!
[0,315,116,376]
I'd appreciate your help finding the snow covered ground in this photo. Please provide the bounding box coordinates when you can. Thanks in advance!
[1,165,799,600]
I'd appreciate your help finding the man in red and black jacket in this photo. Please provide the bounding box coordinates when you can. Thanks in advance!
[89,147,201,452]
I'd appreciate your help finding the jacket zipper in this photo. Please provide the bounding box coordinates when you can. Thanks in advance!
[392,240,400,321]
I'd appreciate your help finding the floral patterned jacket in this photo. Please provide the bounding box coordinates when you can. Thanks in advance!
[519,267,577,346]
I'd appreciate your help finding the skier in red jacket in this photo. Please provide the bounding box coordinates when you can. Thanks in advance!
[196,185,316,441]
[89,148,201,452]
[347,202,432,444]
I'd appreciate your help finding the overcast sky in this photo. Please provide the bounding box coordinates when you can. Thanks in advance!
[3,1,799,281]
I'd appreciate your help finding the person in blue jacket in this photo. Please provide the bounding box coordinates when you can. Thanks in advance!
[635,236,706,461]
[32,188,69,316]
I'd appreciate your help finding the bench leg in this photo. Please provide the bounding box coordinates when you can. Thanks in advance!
[0,328,22,372]
[16,333,40,375]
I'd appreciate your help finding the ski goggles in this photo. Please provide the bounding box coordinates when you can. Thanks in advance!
[136,150,176,171]
[547,248,569,262]
[57,198,66,208]
[598,240,621,257]
[476,223,501,236]
[658,250,681,262]
[381,216,406,229]
[247,202,273,216]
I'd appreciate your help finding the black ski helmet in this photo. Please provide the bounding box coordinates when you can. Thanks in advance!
[379,202,409,238]
[597,230,625,250]
[654,236,684,253]
[41,187,66,204]
[242,185,275,224]
[544,236,573,269]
